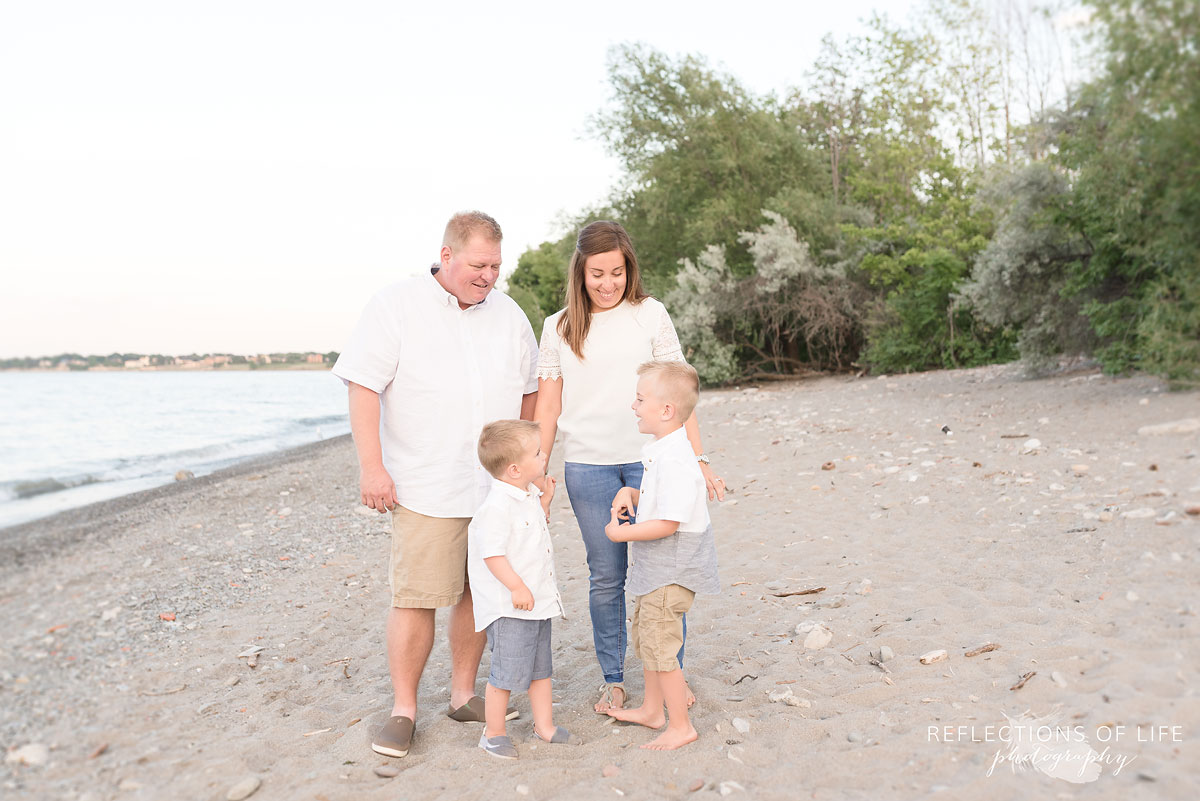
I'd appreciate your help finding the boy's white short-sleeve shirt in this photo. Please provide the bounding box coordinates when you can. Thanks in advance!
[332,271,538,518]
[636,427,711,533]
[467,479,564,632]
[627,426,720,597]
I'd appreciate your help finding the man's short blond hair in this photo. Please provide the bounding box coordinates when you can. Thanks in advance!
[478,419,540,478]
[443,211,503,251]
[636,360,700,421]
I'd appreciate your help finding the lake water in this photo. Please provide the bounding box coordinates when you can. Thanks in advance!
[0,370,350,529]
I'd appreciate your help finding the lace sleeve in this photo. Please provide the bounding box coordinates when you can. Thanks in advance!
[652,305,686,362]
[536,320,563,380]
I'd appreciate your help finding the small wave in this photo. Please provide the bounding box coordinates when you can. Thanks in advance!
[296,413,347,427]
[6,474,102,500]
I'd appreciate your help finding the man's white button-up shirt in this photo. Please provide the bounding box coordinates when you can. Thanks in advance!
[332,271,538,518]
[467,479,564,632]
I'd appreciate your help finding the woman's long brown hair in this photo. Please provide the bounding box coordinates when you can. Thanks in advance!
[557,220,649,359]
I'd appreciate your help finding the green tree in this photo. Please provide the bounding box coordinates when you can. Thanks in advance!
[1051,0,1200,383]
[507,233,574,338]
[591,44,825,283]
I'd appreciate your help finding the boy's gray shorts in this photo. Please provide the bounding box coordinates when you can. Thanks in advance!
[485,617,553,691]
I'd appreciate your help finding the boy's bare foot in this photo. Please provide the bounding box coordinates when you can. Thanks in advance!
[642,725,698,750]
[606,704,665,729]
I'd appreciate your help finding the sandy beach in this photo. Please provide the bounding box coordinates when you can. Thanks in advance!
[2,364,1197,800]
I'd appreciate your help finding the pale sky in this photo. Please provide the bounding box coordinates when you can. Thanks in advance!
[0,0,915,359]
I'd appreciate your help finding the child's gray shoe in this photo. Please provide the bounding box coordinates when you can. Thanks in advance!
[479,733,518,759]
[533,726,571,743]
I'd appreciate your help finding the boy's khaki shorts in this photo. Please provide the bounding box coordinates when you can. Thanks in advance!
[388,505,471,608]
[631,584,696,672]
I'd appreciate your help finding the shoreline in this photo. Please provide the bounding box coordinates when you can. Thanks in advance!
[0,364,331,374]
[0,434,352,567]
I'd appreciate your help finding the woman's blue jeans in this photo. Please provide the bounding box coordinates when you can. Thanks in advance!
[564,461,685,684]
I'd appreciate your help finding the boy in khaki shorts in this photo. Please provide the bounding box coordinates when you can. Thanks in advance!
[604,361,720,750]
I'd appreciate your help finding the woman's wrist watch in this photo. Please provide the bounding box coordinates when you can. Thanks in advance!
[696,453,710,465]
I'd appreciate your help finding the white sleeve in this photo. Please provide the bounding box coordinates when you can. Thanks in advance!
[536,313,563,381]
[519,316,539,394]
[470,504,510,560]
[331,291,401,393]
[652,304,686,362]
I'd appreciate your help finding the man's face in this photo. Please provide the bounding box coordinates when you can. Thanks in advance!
[439,235,501,309]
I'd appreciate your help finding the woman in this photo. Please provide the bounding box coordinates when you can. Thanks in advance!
[534,220,725,713]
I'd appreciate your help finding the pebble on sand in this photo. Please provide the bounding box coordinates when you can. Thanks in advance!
[689,779,705,792]
[1021,438,1041,454]
[1137,418,1200,436]
[732,718,751,734]
[879,645,895,662]
[602,764,621,778]
[803,625,833,650]
[5,743,49,767]
[1122,508,1155,519]
[226,776,262,801]
[175,470,195,481]
[919,650,949,665]
[373,765,399,778]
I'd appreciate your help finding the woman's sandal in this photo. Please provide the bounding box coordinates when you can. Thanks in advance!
[594,682,626,713]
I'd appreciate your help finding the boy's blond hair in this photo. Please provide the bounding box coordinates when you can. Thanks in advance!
[636,360,700,421]
[477,419,540,478]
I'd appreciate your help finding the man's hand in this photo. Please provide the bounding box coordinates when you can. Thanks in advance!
[360,464,398,513]
[604,508,630,542]
[510,583,534,611]
[539,476,556,522]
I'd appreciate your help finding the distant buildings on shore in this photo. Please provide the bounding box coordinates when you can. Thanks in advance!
[2,352,339,371]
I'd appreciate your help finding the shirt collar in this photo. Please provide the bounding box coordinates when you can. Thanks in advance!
[426,267,488,310]
[491,477,540,500]
[641,425,689,462]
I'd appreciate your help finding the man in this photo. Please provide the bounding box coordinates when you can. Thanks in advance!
[332,211,538,759]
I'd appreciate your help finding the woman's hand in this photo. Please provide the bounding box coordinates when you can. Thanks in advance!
[699,461,727,501]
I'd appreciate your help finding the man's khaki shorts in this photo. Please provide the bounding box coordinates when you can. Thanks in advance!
[631,584,696,672]
[388,505,471,609]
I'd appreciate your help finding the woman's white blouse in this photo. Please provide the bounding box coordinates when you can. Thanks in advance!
[537,297,685,465]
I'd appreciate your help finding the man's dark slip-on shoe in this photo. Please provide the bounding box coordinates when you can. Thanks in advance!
[478,733,518,759]
[372,715,414,758]
[446,695,519,722]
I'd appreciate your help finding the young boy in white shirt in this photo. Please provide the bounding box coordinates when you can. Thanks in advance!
[468,420,570,759]
[604,361,720,750]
